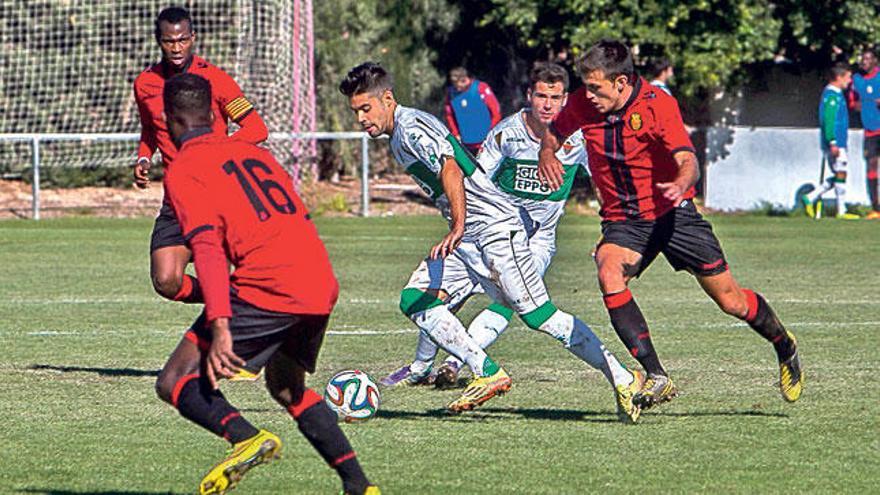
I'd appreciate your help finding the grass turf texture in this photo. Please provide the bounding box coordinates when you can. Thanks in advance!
[1,215,878,494]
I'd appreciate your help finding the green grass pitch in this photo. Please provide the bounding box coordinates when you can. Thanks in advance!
[1,214,878,494]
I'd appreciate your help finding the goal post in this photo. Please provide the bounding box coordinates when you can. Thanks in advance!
[0,0,317,180]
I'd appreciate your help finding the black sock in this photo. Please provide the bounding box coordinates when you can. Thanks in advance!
[288,390,370,494]
[604,289,666,376]
[869,172,879,210]
[742,290,795,360]
[173,275,204,304]
[173,375,259,444]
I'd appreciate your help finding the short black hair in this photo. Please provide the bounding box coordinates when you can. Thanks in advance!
[575,39,635,82]
[155,6,193,39]
[163,73,211,118]
[828,62,852,81]
[647,57,672,79]
[339,62,394,97]
[530,62,569,90]
[449,67,469,81]
[864,46,877,57]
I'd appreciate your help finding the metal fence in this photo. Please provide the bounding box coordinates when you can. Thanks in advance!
[0,131,374,220]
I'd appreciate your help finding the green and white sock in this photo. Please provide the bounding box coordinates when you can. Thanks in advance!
[445,304,513,369]
[411,305,495,377]
[539,310,633,388]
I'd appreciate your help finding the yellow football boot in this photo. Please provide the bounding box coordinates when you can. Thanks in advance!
[633,373,678,410]
[342,486,382,495]
[447,368,511,413]
[615,369,645,424]
[778,331,804,403]
[228,367,262,382]
[199,429,281,495]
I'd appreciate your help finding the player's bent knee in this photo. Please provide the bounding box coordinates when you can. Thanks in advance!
[152,271,183,300]
[597,258,628,286]
[399,287,445,318]
[717,294,748,318]
[155,371,177,404]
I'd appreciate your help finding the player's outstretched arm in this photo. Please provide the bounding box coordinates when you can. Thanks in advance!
[538,126,565,190]
[656,150,700,205]
[431,157,466,259]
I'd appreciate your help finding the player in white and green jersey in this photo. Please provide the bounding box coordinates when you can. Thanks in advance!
[339,62,642,420]
[404,63,591,387]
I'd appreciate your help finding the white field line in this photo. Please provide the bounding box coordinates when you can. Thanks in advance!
[320,235,432,242]
[4,295,880,306]
[16,321,879,338]
[3,297,164,305]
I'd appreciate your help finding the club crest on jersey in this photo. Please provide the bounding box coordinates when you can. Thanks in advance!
[629,113,643,131]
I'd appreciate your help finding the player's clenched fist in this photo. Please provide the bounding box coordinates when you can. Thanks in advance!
[133,157,151,188]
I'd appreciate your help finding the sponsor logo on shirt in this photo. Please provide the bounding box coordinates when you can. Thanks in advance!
[513,163,552,195]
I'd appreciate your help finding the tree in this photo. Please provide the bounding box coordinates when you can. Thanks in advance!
[483,0,780,98]
[313,0,457,178]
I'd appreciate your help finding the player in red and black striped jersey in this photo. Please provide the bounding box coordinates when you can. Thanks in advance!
[539,40,803,409]
[154,74,377,495]
[133,6,269,305]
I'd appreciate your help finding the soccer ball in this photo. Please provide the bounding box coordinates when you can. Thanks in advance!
[324,370,380,422]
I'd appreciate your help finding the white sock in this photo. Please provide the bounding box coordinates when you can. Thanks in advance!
[414,331,439,365]
[538,310,633,388]
[834,181,847,216]
[445,308,511,369]
[410,349,433,375]
[411,305,491,377]
[808,179,833,203]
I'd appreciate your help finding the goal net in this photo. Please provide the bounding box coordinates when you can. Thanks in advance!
[0,0,315,181]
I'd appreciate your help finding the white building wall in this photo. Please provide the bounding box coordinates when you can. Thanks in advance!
[704,126,868,211]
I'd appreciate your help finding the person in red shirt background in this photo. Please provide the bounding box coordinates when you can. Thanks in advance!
[538,39,803,411]
[133,6,268,304]
[155,73,378,495]
[444,66,501,154]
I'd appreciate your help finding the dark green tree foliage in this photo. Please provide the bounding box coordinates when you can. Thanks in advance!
[313,0,456,178]
[483,1,880,95]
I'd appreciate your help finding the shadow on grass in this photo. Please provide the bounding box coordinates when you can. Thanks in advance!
[18,490,186,495]
[377,407,618,423]
[656,409,789,419]
[29,364,159,377]
[378,406,787,422]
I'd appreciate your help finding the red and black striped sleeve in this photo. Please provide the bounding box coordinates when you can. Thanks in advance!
[652,96,694,156]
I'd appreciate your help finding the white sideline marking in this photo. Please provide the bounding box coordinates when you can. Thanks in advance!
[327,329,417,336]
[21,321,879,338]
[321,235,431,242]
[20,328,420,337]
[5,297,162,305]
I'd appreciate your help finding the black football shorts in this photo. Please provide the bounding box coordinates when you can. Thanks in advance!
[185,293,329,374]
[864,135,880,160]
[150,197,187,252]
[598,200,728,278]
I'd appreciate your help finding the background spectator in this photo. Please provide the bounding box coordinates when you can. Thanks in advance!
[848,46,880,218]
[648,57,674,96]
[444,66,501,154]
